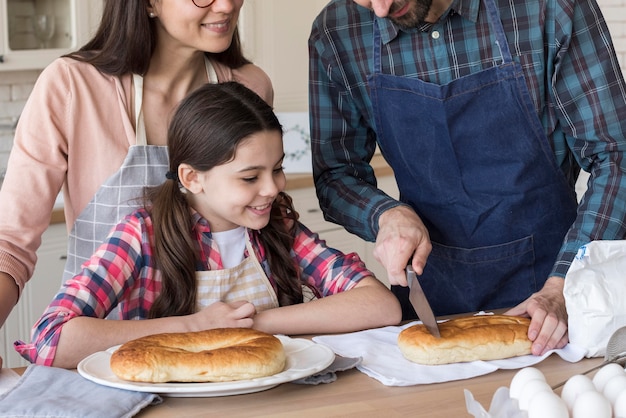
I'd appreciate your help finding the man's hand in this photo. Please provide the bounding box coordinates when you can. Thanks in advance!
[373,205,432,286]
[504,276,568,356]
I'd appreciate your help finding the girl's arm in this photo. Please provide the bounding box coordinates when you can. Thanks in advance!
[253,223,401,335]
[253,275,400,335]
[16,211,255,369]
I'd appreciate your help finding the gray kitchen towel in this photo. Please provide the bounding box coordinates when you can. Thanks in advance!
[0,365,161,418]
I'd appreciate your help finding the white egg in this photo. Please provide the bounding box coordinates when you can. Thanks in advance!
[510,367,546,400]
[602,374,626,407]
[572,390,612,418]
[518,379,553,411]
[593,363,625,392]
[527,390,568,418]
[614,390,626,417]
[560,374,596,412]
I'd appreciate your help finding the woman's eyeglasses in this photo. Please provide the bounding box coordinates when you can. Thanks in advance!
[192,0,215,8]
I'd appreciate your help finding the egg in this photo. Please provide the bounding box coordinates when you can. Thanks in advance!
[602,374,626,407]
[572,390,612,418]
[560,374,596,412]
[527,390,568,418]
[614,390,626,417]
[592,363,625,392]
[518,379,553,411]
[510,367,546,400]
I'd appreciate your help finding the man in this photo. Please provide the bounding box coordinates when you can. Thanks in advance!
[308,0,626,356]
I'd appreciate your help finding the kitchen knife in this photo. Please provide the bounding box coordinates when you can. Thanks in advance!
[407,265,441,338]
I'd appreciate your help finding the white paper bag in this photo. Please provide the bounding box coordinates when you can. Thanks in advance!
[564,240,626,358]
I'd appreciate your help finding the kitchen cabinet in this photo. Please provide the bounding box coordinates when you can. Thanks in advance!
[0,223,67,367]
[239,0,329,112]
[0,0,102,71]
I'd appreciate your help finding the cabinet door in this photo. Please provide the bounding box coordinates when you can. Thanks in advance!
[0,223,67,367]
[239,0,329,111]
[0,0,102,71]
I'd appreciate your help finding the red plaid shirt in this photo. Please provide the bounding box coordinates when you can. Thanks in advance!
[15,208,372,365]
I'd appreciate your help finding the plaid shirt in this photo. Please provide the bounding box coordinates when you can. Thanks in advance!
[309,0,626,278]
[15,208,371,365]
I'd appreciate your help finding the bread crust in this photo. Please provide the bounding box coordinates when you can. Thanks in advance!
[397,315,532,365]
[110,328,286,383]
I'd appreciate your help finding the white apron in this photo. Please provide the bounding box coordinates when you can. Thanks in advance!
[62,59,218,282]
[196,235,279,312]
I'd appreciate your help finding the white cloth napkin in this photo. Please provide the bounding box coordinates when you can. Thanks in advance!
[313,321,586,386]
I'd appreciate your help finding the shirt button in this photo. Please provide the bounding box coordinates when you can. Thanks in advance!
[431,30,440,39]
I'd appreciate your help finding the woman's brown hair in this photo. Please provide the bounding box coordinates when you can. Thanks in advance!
[63,0,250,76]
[146,82,302,318]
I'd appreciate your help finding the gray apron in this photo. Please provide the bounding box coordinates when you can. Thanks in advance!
[63,59,218,282]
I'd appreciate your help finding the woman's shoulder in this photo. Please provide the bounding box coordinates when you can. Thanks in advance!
[213,61,274,105]
[38,56,132,91]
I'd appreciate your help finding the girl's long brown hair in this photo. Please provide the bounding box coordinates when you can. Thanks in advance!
[63,0,250,75]
[146,82,302,318]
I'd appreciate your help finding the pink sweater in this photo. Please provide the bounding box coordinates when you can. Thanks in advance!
[0,57,273,294]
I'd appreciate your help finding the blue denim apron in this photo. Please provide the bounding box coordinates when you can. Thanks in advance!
[368,0,577,318]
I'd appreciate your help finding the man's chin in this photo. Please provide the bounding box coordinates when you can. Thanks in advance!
[392,18,421,30]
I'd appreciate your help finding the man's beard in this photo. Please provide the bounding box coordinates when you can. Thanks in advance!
[388,0,433,29]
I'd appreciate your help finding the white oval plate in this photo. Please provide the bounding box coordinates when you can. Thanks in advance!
[77,335,335,397]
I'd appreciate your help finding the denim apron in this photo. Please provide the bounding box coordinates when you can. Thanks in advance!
[62,59,218,283]
[368,0,577,318]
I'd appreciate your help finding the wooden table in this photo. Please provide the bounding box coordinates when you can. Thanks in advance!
[9,353,602,417]
[131,354,602,417]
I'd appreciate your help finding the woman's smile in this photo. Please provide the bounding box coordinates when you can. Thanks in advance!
[201,18,231,34]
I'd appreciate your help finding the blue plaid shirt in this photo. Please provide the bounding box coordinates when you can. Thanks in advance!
[309,0,626,277]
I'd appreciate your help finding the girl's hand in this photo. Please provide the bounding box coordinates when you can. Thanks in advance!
[190,300,256,331]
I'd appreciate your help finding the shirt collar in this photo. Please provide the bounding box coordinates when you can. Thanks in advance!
[191,210,212,234]
[376,0,480,43]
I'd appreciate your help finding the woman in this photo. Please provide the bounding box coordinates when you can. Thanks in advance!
[0,0,272,336]
[15,82,401,368]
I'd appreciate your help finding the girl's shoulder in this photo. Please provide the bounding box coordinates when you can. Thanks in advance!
[112,208,154,234]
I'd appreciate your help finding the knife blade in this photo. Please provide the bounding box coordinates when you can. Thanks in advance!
[407,265,441,338]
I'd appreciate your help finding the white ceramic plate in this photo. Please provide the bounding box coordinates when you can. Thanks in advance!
[77,335,335,397]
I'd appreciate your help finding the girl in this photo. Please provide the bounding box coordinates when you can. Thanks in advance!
[0,0,273,350]
[15,82,402,369]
